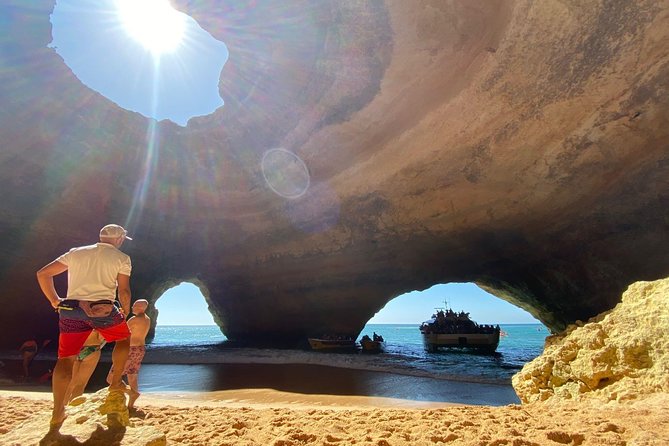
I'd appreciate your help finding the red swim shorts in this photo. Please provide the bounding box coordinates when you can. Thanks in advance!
[57,301,130,358]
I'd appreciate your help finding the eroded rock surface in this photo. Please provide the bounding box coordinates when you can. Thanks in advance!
[1,388,166,446]
[1,1,669,345]
[513,277,669,404]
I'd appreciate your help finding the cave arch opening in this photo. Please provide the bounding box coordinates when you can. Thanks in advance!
[359,283,547,382]
[368,283,541,326]
[49,0,228,126]
[152,281,226,347]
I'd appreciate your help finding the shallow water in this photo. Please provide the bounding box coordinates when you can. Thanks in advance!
[0,323,545,405]
[143,323,547,385]
[130,362,521,405]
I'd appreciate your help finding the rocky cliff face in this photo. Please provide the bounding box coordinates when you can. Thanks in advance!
[1,1,669,346]
[513,277,669,404]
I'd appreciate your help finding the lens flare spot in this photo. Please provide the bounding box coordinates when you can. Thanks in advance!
[261,148,310,199]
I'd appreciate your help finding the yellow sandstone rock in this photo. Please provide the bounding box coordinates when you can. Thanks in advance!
[1,388,166,446]
[98,388,131,427]
[513,277,669,404]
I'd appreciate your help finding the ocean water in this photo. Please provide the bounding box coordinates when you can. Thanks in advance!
[0,323,546,404]
[147,323,548,385]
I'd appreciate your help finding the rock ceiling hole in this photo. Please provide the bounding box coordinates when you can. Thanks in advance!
[49,0,228,126]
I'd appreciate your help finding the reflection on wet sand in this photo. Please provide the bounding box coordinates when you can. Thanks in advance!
[83,362,519,406]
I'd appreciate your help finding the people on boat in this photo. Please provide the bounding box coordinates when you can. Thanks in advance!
[421,306,501,336]
[319,334,354,341]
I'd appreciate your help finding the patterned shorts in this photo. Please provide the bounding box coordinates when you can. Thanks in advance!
[108,345,146,377]
[123,345,146,375]
[57,301,129,358]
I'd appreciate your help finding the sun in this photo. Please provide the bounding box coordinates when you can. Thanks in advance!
[116,0,185,55]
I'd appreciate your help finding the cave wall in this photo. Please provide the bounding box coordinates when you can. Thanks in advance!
[1,0,669,346]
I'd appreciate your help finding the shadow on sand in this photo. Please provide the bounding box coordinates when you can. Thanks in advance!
[40,425,126,446]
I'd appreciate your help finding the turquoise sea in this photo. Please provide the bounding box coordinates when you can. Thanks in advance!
[147,323,548,385]
[0,323,547,406]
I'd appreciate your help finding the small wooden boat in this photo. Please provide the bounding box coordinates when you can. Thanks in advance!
[359,333,385,352]
[308,336,356,350]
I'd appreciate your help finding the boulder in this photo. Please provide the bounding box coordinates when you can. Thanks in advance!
[513,277,669,404]
[1,388,166,446]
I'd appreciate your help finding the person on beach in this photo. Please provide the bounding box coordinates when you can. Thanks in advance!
[65,330,106,403]
[18,339,38,379]
[36,224,133,426]
[18,339,51,379]
[107,299,150,409]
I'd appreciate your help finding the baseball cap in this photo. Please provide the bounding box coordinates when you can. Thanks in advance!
[99,224,132,240]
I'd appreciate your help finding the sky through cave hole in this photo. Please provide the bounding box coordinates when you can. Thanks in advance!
[49,0,228,126]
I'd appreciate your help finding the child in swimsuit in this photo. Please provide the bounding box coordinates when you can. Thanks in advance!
[106,299,151,409]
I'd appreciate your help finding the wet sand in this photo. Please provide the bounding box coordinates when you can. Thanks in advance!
[1,360,519,406]
[121,363,519,406]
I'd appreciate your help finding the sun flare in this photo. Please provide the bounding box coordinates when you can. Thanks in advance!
[116,0,185,55]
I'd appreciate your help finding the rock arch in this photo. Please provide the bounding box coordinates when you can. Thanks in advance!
[1,0,669,347]
[142,278,222,342]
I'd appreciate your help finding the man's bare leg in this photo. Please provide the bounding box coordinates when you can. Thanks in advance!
[51,356,76,424]
[127,373,140,409]
[108,337,130,391]
[66,350,101,402]
[64,360,81,404]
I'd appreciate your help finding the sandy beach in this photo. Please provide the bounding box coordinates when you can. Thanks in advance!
[2,355,669,444]
[2,388,668,445]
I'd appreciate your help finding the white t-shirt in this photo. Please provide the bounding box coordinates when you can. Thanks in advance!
[56,242,132,301]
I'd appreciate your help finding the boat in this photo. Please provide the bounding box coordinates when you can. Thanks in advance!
[359,333,385,352]
[308,335,357,350]
[419,306,500,353]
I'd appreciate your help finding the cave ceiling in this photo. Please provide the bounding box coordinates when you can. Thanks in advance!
[1,0,668,345]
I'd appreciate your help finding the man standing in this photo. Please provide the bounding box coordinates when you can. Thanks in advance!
[107,299,151,410]
[37,224,133,425]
